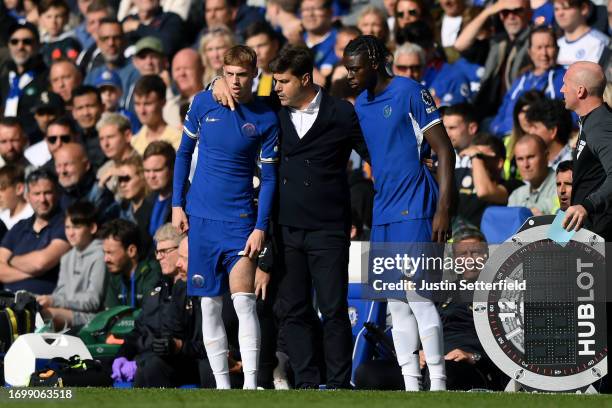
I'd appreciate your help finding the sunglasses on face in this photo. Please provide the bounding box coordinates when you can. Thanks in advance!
[46,135,71,144]
[500,7,525,17]
[117,175,132,183]
[397,9,419,18]
[9,37,34,46]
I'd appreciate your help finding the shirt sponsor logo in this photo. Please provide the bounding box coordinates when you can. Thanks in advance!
[205,116,220,122]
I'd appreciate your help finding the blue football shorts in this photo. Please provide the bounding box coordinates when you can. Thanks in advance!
[187,216,254,297]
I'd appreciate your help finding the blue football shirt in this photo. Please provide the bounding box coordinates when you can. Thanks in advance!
[355,76,441,226]
[172,91,279,231]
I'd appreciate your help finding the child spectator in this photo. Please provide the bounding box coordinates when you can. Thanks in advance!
[36,201,106,329]
[38,0,81,65]
[0,164,33,229]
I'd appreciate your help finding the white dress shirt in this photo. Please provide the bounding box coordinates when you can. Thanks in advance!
[288,88,322,139]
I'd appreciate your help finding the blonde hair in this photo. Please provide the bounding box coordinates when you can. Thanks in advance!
[358,6,390,44]
[603,82,612,106]
[199,26,237,84]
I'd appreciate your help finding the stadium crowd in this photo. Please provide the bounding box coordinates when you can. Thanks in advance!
[1,0,611,392]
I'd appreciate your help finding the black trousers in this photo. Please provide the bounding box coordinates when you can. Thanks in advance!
[274,225,353,388]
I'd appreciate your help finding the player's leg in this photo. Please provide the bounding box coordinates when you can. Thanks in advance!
[229,255,259,390]
[189,218,231,389]
[410,299,446,391]
[388,300,421,391]
[306,229,352,388]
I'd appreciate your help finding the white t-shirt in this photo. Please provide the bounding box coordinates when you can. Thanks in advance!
[557,29,610,67]
[441,15,463,48]
[0,203,34,230]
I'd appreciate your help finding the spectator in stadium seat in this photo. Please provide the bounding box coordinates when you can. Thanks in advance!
[203,0,265,43]
[433,0,478,63]
[554,0,609,67]
[110,227,206,387]
[393,0,432,40]
[392,42,426,82]
[72,85,106,170]
[0,169,71,294]
[24,116,77,171]
[49,59,83,106]
[455,133,522,227]
[162,48,204,129]
[36,201,106,329]
[29,90,66,145]
[117,154,153,254]
[1,23,48,136]
[441,103,479,160]
[143,141,174,239]
[489,26,566,138]
[121,0,185,58]
[96,112,138,197]
[93,69,141,133]
[555,160,572,212]
[524,97,573,170]
[100,218,160,308]
[265,0,303,45]
[116,36,170,113]
[245,22,281,98]
[74,0,113,51]
[329,26,361,85]
[456,0,533,118]
[357,6,390,45]
[37,0,81,65]
[131,75,181,154]
[81,18,128,85]
[301,0,339,84]
[199,27,236,86]
[54,142,119,222]
[0,165,34,230]
[508,134,558,215]
[0,118,32,169]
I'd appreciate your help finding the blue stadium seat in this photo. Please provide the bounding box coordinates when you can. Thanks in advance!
[348,283,387,386]
[480,206,533,243]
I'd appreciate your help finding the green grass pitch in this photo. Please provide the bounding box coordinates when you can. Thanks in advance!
[2,389,612,408]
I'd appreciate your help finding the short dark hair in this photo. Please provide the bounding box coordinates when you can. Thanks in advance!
[472,133,506,159]
[440,103,478,124]
[38,0,69,15]
[86,0,113,14]
[338,25,362,38]
[26,168,58,189]
[99,219,141,253]
[395,20,434,48]
[46,116,78,135]
[72,85,102,104]
[0,117,24,131]
[270,45,314,77]
[267,0,300,13]
[244,21,280,44]
[528,25,557,49]
[133,75,166,99]
[524,98,572,145]
[66,201,98,226]
[0,164,26,188]
[99,16,121,27]
[143,141,176,170]
[556,160,573,174]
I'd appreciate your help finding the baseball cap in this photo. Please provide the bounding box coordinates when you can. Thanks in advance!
[30,91,65,115]
[133,36,164,56]
[94,69,123,90]
[8,22,40,44]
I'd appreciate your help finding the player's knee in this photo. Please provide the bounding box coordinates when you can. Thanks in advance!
[201,296,223,319]
[232,292,257,316]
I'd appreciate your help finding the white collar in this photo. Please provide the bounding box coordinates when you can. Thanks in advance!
[290,87,322,114]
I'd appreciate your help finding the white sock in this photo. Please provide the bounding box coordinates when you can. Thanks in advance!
[232,292,260,390]
[411,301,446,391]
[201,296,231,389]
[388,301,421,391]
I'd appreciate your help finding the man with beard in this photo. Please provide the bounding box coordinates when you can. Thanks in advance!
[0,169,70,294]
